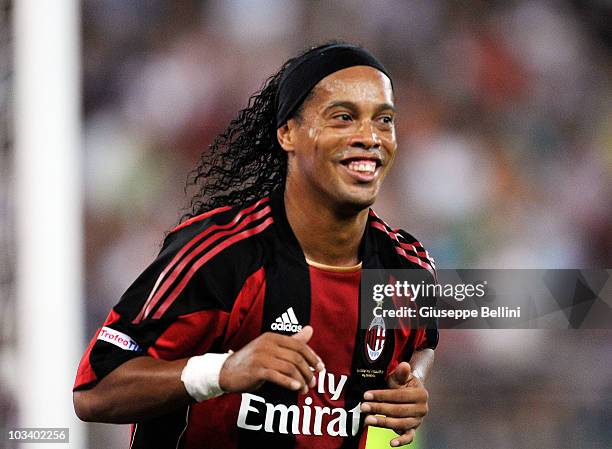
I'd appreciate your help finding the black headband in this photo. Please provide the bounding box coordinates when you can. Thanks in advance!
[275,44,392,128]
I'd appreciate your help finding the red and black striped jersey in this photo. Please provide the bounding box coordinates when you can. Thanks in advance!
[74,188,437,449]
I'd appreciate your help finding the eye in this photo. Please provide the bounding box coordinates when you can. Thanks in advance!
[379,115,394,125]
[334,113,353,122]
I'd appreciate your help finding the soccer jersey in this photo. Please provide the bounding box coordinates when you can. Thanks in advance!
[74,188,437,449]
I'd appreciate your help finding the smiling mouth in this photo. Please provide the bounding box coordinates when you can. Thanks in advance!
[339,157,382,182]
[345,160,377,173]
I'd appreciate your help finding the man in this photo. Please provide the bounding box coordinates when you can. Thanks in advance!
[73,42,437,449]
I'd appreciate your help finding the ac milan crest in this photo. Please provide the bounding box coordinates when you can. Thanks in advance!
[365,315,386,363]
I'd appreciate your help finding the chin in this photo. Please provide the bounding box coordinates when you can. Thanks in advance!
[335,188,378,213]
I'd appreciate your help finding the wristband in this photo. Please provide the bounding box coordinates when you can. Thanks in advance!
[180,352,232,402]
[411,368,425,383]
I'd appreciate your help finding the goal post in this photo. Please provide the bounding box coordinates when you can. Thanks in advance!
[14,0,85,447]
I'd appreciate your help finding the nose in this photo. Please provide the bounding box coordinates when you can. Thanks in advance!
[348,121,381,150]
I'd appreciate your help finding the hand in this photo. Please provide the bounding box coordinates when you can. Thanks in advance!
[361,362,429,447]
[219,325,324,394]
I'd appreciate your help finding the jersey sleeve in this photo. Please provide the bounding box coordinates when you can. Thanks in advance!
[396,229,439,352]
[413,326,439,351]
[74,226,235,391]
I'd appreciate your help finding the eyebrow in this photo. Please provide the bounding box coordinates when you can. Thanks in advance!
[323,100,396,114]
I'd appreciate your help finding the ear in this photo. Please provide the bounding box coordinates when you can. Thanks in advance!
[277,119,298,153]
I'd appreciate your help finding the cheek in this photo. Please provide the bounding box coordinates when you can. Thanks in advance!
[382,134,397,162]
[314,128,349,157]
[385,152,396,173]
[388,143,397,165]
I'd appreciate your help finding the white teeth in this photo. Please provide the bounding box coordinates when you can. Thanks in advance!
[347,160,376,173]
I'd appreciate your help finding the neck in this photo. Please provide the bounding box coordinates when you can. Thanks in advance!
[283,179,369,267]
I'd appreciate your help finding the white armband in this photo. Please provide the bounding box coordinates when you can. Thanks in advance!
[180,352,232,402]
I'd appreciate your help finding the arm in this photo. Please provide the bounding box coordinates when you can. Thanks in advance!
[361,348,435,447]
[73,356,191,423]
[74,326,323,424]
[407,348,434,383]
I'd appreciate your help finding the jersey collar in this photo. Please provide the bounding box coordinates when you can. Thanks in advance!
[269,187,380,266]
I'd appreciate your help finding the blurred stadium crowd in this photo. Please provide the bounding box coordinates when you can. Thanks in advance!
[2,0,611,448]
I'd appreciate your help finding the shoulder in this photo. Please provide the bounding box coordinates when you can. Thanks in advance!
[168,196,273,242]
[163,196,273,261]
[367,209,436,274]
[158,197,272,299]
[117,198,272,324]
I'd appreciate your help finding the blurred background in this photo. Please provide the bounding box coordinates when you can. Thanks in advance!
[1,0,611,448]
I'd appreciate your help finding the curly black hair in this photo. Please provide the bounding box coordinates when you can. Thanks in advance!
[180,42,346,223]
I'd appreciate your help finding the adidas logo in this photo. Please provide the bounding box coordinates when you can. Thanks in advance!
[270,307,303,333]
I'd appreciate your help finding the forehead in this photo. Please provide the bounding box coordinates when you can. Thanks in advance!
[309,66,394,106]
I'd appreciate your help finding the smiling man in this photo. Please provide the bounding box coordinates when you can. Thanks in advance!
[73,43,437,449]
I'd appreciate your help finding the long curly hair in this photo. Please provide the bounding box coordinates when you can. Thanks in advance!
[180,42,344,223]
